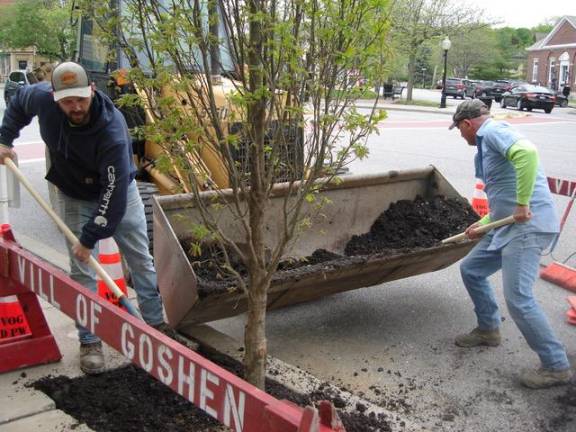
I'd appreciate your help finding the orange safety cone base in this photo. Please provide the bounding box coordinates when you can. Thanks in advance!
[0,293,61,373]
[540,262,576,293]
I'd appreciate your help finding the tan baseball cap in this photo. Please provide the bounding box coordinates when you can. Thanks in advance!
[448,99,490,130]
[51,62,92,101]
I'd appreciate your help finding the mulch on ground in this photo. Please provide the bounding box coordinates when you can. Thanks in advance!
[32,346,395,432]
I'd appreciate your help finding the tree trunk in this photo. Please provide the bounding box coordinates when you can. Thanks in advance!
[406,52,417,101]
[244,275,269,388]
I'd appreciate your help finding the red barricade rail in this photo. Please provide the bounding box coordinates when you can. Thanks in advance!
[0,230,342,432]
[547,177,576,198]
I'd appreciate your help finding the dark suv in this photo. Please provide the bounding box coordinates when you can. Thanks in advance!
[491,80,516,102]
[444,78,467,99]
[3,70,37,105]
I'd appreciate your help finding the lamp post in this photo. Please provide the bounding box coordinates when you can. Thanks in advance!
[439,36,451,108]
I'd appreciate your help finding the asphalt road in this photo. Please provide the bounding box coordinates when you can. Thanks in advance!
[2,88,576,431]
[210,106,576,432]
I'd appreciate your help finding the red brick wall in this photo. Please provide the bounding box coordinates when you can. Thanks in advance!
[548,21,576,46]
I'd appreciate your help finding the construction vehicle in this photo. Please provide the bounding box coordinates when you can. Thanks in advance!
[75,2,303,242]
[75,4,475,327]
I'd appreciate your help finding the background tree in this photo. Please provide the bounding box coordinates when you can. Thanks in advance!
[447,27,499,78]
[0,0,76,61]
[389,0,487,101]
[81,0,390,389]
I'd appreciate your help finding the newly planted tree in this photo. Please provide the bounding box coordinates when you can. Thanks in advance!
[82,0,390,388]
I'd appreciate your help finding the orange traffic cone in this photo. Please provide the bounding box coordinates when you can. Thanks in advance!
[471,179,489,217]
[97,237,128,309]
[0,295,32,344]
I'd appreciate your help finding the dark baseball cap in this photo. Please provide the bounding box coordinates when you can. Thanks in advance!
[448,99,490,130]
[51,62,91,101]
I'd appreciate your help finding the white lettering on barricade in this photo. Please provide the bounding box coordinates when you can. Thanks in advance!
[74,294,102,333]
[11,251,248,432]
[178,355,196,402]
[16,256,60,309]
[157,344,174,385]
[139,333,153,372]
[224,384,245,430]
[200,369,219,418]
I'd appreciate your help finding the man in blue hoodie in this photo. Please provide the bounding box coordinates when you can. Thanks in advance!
[0,62,180,374]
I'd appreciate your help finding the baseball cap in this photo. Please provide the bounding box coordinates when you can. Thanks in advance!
[51,62,92,101]
[448,99,490,130]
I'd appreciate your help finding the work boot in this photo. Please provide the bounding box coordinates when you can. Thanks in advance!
[79,342,105,375]
[520,368,573,389]
[153,322,199,351]
[455,327,501,348]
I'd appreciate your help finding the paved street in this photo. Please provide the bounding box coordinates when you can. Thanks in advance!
[1,86,576,431]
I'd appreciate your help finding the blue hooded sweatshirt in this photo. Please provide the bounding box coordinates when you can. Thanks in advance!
[0,82,136,249]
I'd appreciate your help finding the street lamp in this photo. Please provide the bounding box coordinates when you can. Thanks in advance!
[439,36,451,108]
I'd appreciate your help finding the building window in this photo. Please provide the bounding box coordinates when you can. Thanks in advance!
[18,60,27,70]
[532,59,539,83]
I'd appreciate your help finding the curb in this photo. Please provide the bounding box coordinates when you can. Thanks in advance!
[356,101,456,116]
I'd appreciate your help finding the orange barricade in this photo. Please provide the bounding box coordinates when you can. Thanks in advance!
[97,238,127,309]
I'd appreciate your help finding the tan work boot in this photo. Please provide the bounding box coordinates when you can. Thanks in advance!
[520,368,573,389]
[80,342,105,375]
[455,327,501,348]
[153,322,199,351]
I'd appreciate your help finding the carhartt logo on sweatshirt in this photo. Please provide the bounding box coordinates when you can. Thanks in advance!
[97,166,116,222]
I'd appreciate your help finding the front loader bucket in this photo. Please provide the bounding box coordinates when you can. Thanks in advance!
[153,166,475,327]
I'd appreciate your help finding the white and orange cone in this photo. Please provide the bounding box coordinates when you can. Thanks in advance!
[97,237,128,309]
[471,179,489,217]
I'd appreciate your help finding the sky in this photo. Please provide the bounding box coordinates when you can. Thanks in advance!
[461,0,576,28]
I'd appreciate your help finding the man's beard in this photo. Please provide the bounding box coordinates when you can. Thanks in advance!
[67,110,90,126]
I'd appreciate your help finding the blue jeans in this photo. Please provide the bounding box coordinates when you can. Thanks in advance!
[460,231,569,370]
[53,181,164,344]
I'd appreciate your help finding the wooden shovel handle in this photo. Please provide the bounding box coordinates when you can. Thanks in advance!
[441,215,516,244]
[3,157,140,317]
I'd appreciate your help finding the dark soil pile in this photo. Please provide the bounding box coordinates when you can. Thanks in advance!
[183,195,478,283]
[32,347,394,432]
[344,195,478,255]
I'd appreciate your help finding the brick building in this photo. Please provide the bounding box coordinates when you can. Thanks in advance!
[526,16,576,92]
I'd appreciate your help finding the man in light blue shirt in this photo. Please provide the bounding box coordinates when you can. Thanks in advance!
[449,100,571,389]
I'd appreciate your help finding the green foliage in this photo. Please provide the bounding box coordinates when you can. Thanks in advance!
[0,0,76,60]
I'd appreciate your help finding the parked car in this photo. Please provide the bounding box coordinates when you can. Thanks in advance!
[500,84,556,113]
[490,80,514,102]
[472,80,495,98]
[3,70,37,105]
[444,77,466,99]
[464,80,480,98]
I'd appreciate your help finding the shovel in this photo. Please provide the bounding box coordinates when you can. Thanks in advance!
[441,215,516,244]
[3,157,141,318]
